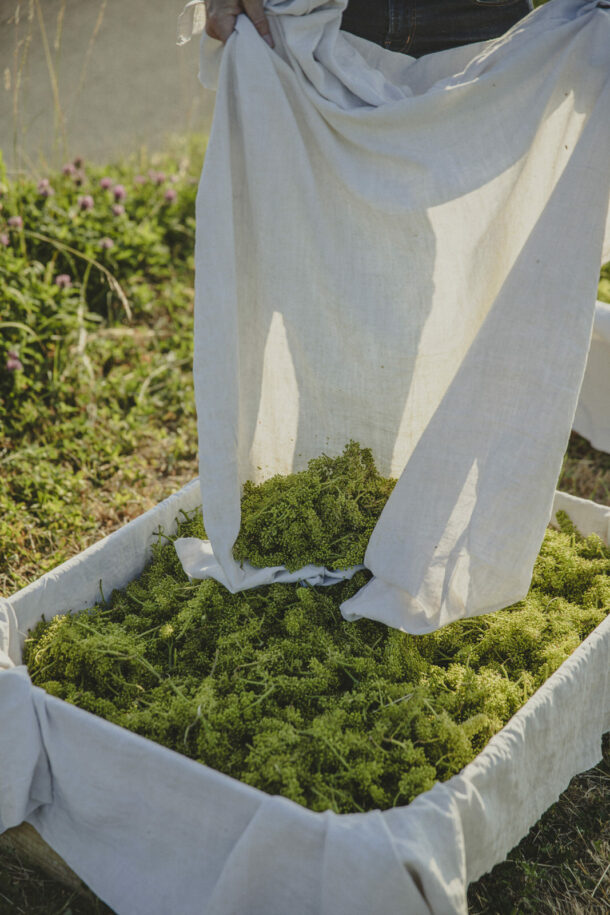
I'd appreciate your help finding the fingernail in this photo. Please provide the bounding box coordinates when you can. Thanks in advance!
[264,34,274,47]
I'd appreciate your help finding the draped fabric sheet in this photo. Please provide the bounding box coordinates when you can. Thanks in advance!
[573,299,610,451]
[173,0,610,634]
[1,483,609,915]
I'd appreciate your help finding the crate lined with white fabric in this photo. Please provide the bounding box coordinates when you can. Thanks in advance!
[1,480,608,915]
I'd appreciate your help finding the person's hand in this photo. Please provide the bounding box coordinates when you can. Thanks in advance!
[204,0,274,47]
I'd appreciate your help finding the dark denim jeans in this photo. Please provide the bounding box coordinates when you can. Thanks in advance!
[340,0,533,56]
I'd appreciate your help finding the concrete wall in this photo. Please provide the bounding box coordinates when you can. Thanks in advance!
[0,0,215,175]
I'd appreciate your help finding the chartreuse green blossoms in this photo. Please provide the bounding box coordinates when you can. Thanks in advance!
[24,444,610,814]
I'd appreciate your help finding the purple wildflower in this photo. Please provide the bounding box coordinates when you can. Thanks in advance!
[112,203,125,217]
[78,195,94,211]
[99,176,113,190]
[113,184,126,202]
[73,156,84,168]
[55,274,72,288]
[164,188,177,203]
[62,163,76,176]
[38,179,55,198]
[0,233,9,247]
[148,169,166,185]
[6,349,23,372]
[7,215,23,230]
[100,237,115,250]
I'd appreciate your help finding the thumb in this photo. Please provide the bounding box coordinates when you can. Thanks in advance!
[240,0,274,46]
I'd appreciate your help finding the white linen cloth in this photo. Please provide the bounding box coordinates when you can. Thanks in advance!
[174,0,610,634]
[573,299,610,451]
[1,483,609,915]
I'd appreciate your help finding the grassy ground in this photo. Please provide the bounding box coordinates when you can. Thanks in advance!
[469,729,610,914]
[1,136,609,911]
[0,849,114,915]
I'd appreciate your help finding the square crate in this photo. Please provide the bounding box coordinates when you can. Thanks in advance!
[1,481,609,915]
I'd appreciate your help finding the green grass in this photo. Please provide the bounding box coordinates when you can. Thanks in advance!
[0,135,205,596]
[469,731,610,914]
[0,841,113,915]
[1,135,609,910]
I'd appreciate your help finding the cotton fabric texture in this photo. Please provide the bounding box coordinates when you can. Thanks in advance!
[573,299,610,451]
[1,484,609,915]
[174,0,610,634]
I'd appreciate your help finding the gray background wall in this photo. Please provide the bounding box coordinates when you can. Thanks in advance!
[0,0,215,175]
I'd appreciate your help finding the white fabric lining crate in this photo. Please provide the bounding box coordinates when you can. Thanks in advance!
[573,299,610,453]
[1,482,609,915]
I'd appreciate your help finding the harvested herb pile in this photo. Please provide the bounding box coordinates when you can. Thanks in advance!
[24,443,610,814]
[233,440,397,571]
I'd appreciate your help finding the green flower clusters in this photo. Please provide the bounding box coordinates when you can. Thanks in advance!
[233,441,397,571]
[24,444,610,814]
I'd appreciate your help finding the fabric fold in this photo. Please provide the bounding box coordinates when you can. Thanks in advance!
[176,0,610,632]
[573,300,610,452]
[0,598,21,669]
[0,667,52,833]
[176,0,207,47]
[174,535,364,589]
